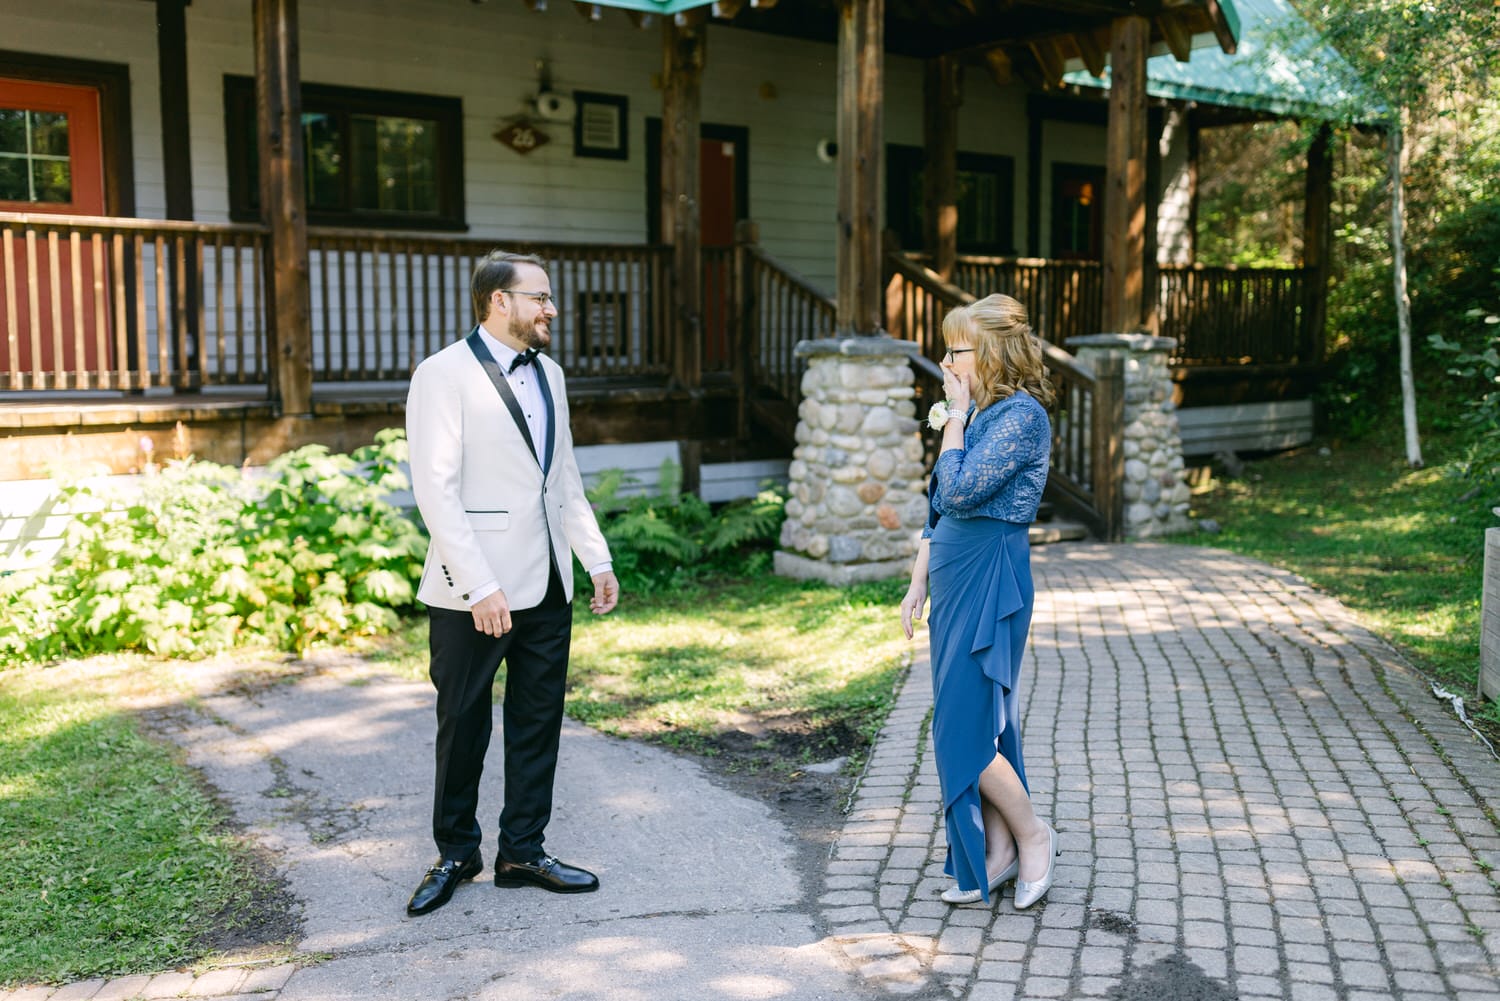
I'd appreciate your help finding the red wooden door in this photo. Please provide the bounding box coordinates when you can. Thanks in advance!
[0,78,110,384]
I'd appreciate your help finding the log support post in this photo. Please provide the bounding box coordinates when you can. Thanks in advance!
[1102,14,1148,334]
[254,0,312,414]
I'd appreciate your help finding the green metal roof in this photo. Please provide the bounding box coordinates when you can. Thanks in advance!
[1063,0,1379,119]
[588,0,719,14]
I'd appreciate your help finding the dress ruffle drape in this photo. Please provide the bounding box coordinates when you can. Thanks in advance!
[928,515,1033,903]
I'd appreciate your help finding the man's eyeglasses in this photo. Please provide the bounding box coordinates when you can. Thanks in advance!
[943,348,975,361]
[501,289,555,308]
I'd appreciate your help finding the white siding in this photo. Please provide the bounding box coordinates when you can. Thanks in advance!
[5,0,1131,295]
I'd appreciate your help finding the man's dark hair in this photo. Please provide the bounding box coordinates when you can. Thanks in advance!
[471,251,548,321]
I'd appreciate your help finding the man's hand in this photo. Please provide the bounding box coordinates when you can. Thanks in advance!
[589,571,619,615]
[470,590,512,637]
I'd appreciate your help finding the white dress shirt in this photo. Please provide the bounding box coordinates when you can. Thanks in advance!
[464,326,610,608]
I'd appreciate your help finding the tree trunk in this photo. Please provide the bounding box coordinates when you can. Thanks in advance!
[1390,110,1422,468]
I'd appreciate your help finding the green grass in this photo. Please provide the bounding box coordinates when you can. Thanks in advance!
[1176,429,1492,719]
[374,574,914,766]
[0,661,274,987]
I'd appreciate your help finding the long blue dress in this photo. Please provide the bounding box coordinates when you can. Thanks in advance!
[925,390,1050,902]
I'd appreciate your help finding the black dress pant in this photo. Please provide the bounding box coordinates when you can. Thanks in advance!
[427,566,572,862]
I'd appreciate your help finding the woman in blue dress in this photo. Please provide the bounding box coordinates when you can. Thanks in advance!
[900,293,1059,909]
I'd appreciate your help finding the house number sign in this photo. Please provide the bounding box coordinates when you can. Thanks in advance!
[494,120,550,155]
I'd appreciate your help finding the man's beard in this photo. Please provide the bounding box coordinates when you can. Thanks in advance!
[510,310,550,351]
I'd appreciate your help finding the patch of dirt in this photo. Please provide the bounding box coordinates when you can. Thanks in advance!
[137,707,303,963]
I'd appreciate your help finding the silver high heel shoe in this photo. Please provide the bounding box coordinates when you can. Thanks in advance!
[941,855,1020,905]
[1011,823,1059,910]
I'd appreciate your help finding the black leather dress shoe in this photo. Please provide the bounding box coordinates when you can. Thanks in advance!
[406,850,482,916]
[494,854,599,894]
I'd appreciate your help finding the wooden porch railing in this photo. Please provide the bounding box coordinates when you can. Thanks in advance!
[304,229,679,382]
[0,212,267,390]
[0,214,705,392]
[914,252,1314,368]
[1157,264,1311,365]
[738,242,836,443]
[885,249,1126,540]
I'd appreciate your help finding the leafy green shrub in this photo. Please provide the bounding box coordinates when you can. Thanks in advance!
[577,460,787,596]
[0,429,426,665]
[1430,303,1500,489]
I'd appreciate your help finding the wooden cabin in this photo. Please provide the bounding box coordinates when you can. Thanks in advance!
[0,0,1352,544]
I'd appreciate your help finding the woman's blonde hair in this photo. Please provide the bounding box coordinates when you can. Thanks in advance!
[941,294,1055,409]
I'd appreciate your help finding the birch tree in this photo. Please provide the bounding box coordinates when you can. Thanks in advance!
[1297,0,1500,467]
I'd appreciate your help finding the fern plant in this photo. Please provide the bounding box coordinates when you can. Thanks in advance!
[576,461,787,596]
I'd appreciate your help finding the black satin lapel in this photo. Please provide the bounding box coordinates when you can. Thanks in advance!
[464,329,539,466]
[532,360,557,475]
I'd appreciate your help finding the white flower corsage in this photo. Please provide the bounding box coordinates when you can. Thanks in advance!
[927,399,956,430]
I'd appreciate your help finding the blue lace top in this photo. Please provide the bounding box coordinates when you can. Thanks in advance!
[923,390,1051,538]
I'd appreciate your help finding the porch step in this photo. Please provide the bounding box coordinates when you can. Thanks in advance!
[1029,517,1090,545]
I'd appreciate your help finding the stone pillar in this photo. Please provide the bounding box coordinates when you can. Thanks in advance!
[775,337,928,585]
[1067,333,1192,539]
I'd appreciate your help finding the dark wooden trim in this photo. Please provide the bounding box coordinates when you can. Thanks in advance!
[0,49,135,217]
[1102,14,1148,333]
[224,75,466,231]
[1026,106,1042,255]
[157,0,194,220]
[1026,92,1107,127]
[835,0,883,336]
[644,118,750,245]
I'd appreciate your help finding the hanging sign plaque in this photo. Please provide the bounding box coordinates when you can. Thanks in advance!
[494,119,550,155]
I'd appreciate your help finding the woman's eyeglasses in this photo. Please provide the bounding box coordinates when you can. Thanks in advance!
[943,348,975,361]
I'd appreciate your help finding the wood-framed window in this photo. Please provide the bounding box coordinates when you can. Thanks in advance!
[887,145,1015,255]
[1051,162,1105,260]
[224,76,465,230]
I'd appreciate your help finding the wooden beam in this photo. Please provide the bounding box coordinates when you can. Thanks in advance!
[712,0,746,18]
[573,2,602,21]
[662,17,705,386]
[749,0,778,7]
[835,0,883,336]
[1157,12,1193,62]
[923,55,960,281]
[253,0,312,414]
[1027,36,1066,90]
[1302,123,1332,362]
[983,46,1012,87]
[253,0,313,414]
[1075,26,1108,78]
[1102,14,1148,334]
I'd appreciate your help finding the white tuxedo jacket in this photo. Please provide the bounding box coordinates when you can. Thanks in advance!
[406,332,610,612]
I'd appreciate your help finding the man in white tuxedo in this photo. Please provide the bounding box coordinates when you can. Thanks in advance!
[404,250,619,917]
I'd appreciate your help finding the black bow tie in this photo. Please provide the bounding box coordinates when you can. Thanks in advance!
[508,349,538,373]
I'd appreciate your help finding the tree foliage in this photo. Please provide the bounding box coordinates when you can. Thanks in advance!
[1211,2,1500,470]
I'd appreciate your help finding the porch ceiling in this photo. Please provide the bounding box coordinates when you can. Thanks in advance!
[579,1,1240,82]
